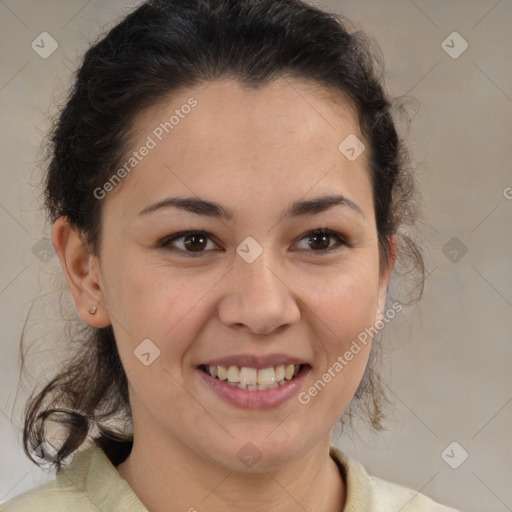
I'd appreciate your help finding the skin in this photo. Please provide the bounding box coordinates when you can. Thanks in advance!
[53,77,396,512]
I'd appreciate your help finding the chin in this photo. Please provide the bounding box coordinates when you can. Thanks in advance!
[204,431,313,473]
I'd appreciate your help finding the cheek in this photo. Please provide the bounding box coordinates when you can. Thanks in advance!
[102,248,213,330]
[298,254,380,336]
[103,254,229,377]
[296,277,377,429]
[104,258,211,424]
[300,256,379,398]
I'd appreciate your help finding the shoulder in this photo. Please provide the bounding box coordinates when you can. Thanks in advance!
[0,444,147,512]
[329,445,463,512]
[0,477,95,512]
[0,465,95,511]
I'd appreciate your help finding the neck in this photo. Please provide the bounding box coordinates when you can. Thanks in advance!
[116,424,346,512]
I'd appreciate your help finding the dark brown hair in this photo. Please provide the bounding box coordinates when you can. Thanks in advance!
[21,0,424,472]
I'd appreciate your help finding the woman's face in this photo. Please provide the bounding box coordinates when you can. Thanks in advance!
[91,78,393,470]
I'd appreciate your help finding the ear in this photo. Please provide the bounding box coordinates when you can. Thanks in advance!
[376,234,397,321]
[52,216,111,328]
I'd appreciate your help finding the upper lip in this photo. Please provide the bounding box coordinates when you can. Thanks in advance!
[199,353,309,370]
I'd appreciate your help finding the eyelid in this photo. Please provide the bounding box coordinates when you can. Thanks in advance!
[160,228,349,255]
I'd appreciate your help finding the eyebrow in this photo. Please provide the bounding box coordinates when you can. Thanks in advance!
[138,194,365,220]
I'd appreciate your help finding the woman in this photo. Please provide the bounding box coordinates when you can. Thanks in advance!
[1,0,461,510]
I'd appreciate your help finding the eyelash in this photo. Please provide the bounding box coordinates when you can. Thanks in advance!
[159,228,349,257]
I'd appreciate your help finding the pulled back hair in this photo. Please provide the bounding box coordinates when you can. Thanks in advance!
[22,0,424,472]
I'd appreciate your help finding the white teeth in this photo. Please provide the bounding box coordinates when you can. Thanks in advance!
[217,365,228,381]
[240,367,257,386]
[257,367,277,386]
[204,363,302,390]
[227,366,240,383]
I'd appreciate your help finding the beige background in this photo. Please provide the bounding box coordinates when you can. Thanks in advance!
[1,1,511,511]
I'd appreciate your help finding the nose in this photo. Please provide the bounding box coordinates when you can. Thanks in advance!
[217,249,301,335]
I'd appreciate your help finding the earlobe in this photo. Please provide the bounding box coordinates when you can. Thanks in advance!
[51,216,111,328]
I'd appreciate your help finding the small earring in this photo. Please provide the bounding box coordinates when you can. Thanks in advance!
[89,305,97,315]
[377,309,383,319]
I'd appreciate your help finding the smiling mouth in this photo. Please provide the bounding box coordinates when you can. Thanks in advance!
[198,364,307,390]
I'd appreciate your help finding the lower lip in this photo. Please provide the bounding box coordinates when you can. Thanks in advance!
[196,365,311,409]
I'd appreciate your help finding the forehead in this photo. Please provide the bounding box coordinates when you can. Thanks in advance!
[150,77,361,150]
[103,77,373,221]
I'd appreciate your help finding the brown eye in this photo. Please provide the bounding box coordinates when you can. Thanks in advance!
[161,230,218,255]
[182,233,208,251]
[295,229,347,254]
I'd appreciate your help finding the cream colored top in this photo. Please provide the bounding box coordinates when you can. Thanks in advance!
[0,444,462,511]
